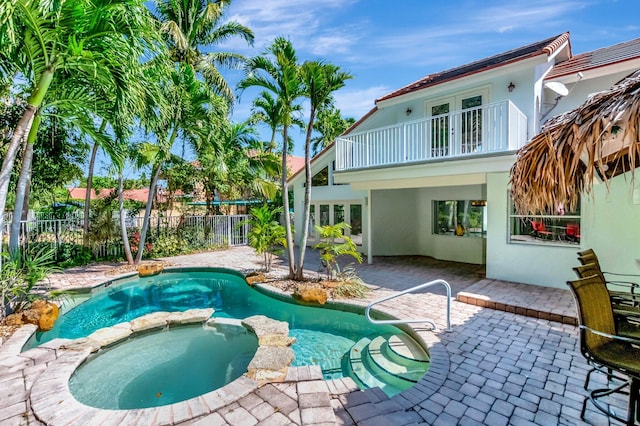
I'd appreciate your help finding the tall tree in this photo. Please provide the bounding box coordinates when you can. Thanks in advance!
[153,0,254,103]
[238,37,303,277]
[312,107,355,155]
[295,61,352,279]
[0,0,159,265]
[134,63,227,263]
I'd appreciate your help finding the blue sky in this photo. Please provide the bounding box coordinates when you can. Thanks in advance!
[218,0,639,157]
[98,0,639,177]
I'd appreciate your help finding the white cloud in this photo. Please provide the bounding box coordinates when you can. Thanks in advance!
[333,85,392,119]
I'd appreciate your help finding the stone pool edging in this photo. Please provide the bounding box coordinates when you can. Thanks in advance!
[2,265,450,425]
[27,308,301,425]
[253,282,450,407]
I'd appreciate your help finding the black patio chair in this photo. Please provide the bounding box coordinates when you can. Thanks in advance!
[567,274,640,425]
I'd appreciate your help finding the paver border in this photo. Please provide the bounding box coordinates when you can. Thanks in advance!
[12,266,450,424]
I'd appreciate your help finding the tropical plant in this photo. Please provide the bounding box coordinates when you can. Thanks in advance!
[0,0,159,268]
[153,0,254,103]
[133,62,227,263]
[312,107,355,155]
[238,37,303,277]
[245,205,286,272]
[296,61,352,280]
[313,222,362,280]
[332,265,368,299]
[0,247,58,319]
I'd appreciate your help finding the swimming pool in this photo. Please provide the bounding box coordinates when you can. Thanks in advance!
[27,268,429,396]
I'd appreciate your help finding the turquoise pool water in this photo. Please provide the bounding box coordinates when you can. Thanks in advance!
[26,268,399,379]
[69,322,257,409]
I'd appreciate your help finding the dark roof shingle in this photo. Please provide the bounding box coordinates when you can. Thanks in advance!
[546,37,640,79]
[377,33,570,103]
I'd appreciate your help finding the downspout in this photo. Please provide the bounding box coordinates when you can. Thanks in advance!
[367,189,372,264]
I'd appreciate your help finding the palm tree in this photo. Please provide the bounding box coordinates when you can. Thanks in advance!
[197,121,281,213]
[134,63,227,263]
[153,0,254,103]
[0,0,159,265]
[312,107,355,155]
[238,37,303,277]
[295,61,352,280]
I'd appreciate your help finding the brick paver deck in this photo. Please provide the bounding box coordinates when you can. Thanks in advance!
[0,247,627,425]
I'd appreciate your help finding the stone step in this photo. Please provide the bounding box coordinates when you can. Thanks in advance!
[368,336,427,382]
[385,334,430,368]
[346,338,404,397]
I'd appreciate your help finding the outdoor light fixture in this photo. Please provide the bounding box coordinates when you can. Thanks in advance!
[405,107,412,116]
[508,82,516,92]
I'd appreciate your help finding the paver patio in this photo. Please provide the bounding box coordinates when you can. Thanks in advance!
[0,246,627,425]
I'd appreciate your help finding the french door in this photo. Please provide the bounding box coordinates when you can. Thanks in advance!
[426,88,488,157]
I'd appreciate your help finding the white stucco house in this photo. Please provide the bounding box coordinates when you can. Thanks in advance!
[289,33,640,289]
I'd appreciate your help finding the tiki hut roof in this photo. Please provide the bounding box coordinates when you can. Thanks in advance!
[510,69,640,215]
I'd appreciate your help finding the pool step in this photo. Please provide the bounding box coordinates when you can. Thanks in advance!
[345,334,430,397]
[384,334,430,369]
[368,336,428,382]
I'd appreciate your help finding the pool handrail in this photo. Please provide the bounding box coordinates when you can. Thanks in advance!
[365,279,452,332]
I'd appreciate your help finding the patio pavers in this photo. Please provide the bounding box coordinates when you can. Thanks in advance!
[0,247,628,425]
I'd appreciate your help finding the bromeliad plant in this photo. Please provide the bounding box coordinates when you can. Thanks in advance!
[245,205,286,272]
[313,222,362,280]
[0,247,58,320]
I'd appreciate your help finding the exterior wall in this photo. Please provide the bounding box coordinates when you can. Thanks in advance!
[370,189,419,255]
[290,148,367,251]
[370,185,486,264]
[543,69,637,123]
[486,172,640,288]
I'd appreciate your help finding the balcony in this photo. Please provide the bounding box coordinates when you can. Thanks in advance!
[335,100,527,172]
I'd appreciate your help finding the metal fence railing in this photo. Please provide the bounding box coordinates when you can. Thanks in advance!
[1,213,250,259]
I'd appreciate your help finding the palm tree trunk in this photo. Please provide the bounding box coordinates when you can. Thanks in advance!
[118,172,134,264]
[9,114,41,259]
[0,70,53,271]
[281,125,296,277]
[295,108,316,280]
[84,120,106,246]
[135,163,161,264]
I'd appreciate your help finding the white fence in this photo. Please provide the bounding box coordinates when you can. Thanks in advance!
[2,214,250,259]
[335,100,528,171]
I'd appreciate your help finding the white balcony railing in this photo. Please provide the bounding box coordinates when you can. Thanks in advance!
[335,100,527,171]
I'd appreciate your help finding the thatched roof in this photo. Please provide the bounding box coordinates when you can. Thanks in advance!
[510,69,640,215]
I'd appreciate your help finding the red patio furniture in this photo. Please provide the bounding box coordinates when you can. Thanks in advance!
[531,221,553,239]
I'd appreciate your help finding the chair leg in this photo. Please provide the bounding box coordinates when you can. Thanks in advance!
[628,378,639,426]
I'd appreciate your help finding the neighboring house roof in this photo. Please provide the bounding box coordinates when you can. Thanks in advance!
[287,155,305,176]
[67,187,97,200]
[377,33,570,103]
[67,187,165,203]
[546,37,640,79]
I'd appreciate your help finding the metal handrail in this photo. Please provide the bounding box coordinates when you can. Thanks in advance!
[365,279,452,332]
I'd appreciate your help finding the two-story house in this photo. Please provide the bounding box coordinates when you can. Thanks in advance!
[289,33,640,289]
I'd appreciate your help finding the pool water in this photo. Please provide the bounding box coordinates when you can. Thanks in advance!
[26,269,399,380]
[69,322,257,409]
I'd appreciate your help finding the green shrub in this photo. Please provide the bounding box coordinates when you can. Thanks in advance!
[57,243,93,268]
[150,235,186,257]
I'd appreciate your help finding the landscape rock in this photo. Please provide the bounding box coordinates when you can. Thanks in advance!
[293,288,328,305]
[88,324,132,347]
[138,263,164,277]
[245,346,294,385]
[242,315,289,338]
[130,311,171,332]
[166,308,214,324]
[245,272,266,285]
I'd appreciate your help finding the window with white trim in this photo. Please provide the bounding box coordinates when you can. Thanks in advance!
[508,195,581,246]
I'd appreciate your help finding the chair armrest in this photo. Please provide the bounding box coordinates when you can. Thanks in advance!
[603,271,640,279]
[580,325,640,345]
